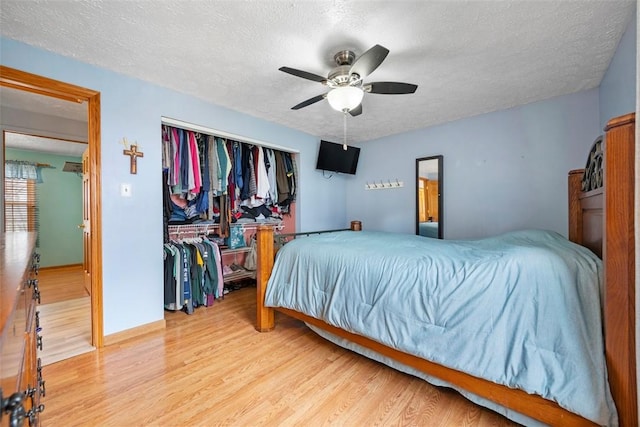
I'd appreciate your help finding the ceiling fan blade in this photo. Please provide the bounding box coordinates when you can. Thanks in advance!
[291,94,326,110]
[349,104,362,117]
[349,45,389,79]
[367,82,418,94]
[279,67,326,83]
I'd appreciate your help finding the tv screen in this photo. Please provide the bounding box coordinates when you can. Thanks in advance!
[315,140,360,175]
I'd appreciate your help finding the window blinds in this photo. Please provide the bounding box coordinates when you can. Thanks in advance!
[4,178,38,232]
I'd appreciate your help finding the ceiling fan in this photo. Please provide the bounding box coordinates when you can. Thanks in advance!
[279,44,418,116]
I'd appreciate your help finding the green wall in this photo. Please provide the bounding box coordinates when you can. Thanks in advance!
[6,148,83,267]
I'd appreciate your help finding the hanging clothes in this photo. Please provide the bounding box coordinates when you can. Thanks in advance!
[163,236,225,314]
[265,148,278,205]
[187,131,202,197]
[162,124,296,230]
[253,146,270,206]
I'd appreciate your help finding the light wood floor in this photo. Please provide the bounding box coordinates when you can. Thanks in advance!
[38,264,88,305]
[41,287,518,426]
[37,265,95,366]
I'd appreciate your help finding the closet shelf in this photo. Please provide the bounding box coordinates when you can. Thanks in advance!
[220,246,251,255]
[168,221,284,239]
[223,270,256,282]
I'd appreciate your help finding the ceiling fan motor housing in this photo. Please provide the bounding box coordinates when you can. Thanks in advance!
[333,50,355,66]
[328,65,355,85]
[328,50,361,86]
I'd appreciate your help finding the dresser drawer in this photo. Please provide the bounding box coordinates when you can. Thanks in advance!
[1,232,43,426]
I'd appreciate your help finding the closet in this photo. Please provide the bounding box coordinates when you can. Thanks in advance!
[161,118,297,315]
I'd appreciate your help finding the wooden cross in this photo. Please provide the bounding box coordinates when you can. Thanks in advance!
[123,144,144,174]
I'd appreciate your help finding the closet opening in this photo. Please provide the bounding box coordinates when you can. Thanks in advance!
[160,117,298,316]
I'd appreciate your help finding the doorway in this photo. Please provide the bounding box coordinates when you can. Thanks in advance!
[0,65,104,348]
[4,131,94,363]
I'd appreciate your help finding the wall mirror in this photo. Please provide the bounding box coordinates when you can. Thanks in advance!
[416,155,443,239]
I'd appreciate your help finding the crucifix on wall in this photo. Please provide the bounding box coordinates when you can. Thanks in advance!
[122,139,144,174]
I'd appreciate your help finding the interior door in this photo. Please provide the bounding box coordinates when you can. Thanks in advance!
[82,148,91,296]
[426,180,439,222]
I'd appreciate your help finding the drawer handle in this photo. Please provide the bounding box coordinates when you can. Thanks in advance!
[1,390,26,427]
[26,404,44,427]
[33,289,41,304]
[36,335,43,351]
[36,358,45,397]
[28,278,38,288]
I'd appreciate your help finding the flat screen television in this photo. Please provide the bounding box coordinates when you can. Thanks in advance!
[315,140,360,175]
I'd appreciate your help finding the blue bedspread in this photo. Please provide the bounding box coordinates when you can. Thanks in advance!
[418,221,438,238]
[264,229,617,426]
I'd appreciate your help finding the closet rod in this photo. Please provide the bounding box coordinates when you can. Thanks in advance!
[161,116,299,154]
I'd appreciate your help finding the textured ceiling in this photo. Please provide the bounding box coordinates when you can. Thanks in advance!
[0,0,636,144]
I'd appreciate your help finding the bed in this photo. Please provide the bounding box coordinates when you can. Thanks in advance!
[254,112,636,427]
[418,221,439,238]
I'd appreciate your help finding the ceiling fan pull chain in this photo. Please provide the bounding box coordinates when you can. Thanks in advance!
[343,112,348,150]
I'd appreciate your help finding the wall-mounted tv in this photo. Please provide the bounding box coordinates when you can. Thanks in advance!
[315,140,360,175]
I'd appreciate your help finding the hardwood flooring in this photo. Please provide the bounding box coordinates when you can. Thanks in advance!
[36,264,94,366]
[41,287,517,426]
[38,297,94,365]
[38,264,88,305]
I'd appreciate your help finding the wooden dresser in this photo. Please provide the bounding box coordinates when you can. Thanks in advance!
[1,232,45,426]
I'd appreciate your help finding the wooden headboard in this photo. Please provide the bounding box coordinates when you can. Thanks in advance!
[568,112,636,427]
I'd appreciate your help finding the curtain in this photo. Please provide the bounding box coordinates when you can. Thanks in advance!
[5,160,43,183]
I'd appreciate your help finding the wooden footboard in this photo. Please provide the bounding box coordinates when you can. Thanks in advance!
[256,220,361,332]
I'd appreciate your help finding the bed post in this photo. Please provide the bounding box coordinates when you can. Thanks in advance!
[568,170,583,245]
[603,113,636,427]
[256,225,275,332]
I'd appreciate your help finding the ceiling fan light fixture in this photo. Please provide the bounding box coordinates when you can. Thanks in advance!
[327,86,364,112]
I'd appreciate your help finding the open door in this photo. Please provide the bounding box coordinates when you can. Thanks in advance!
[81,148,91,296]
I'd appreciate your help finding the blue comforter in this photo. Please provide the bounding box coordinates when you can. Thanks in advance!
[264,229,617,426]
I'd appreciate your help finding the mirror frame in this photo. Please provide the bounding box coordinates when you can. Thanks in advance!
[415,155,443,239]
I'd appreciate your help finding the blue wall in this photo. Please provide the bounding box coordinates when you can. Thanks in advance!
[599,9,637,129]
[348,10,636,241]
[348,90,600,239]
[5,149,83,267]
[1,37,348,336]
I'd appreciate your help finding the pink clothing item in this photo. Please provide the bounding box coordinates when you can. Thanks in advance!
[169,193,188,208]
[188,131,201,194]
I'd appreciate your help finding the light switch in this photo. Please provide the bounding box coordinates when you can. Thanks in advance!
[121,183,132,197]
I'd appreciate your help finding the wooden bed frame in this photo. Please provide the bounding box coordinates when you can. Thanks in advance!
[255,112,636,427]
